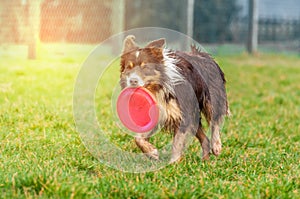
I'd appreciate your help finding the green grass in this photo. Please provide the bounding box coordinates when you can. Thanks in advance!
[0,44,299,198]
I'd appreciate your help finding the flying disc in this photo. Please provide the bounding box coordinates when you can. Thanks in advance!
[117,87,159,133]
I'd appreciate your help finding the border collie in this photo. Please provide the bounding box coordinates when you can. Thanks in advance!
[120,35,229,162]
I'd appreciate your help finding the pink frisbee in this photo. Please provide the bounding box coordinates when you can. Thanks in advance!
[117,87,159,133]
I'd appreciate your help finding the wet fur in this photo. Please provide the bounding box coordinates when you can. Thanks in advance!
[120,35,229,161]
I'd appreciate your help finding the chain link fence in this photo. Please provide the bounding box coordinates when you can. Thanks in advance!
[0,0,299,54]
[0,0,122,44]
[232,0,300,54]
[40,0,113,43]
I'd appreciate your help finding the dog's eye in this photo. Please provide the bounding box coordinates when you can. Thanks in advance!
[140,62,146,68]
[127,61,134,69]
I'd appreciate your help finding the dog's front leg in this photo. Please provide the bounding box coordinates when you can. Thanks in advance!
[135,137,159,160]
[170,130,188,163]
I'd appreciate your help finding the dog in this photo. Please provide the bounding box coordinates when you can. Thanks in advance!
[120,35,229,162]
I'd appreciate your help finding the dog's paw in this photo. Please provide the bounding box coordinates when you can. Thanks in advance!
[201,143,211,161]
[202,153,210,161]
[211,140,222,156]
[146,149,159,160]
[170,156,181,164]
[170,153,183,163]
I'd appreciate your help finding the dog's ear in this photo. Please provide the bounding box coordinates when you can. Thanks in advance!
[146,38,166,48]
[122,35,138,53]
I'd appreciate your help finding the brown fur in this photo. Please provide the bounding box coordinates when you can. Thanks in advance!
[120,35,229,161]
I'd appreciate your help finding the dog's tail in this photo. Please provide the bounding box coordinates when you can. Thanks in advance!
[190,44,201,53]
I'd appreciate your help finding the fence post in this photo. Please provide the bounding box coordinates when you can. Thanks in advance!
[27,0,40,59]
[247,0,258,54]
[111,0,124,54]
[187,0,194,39]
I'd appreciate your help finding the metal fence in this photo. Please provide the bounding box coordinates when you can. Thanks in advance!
[0,0,299,54]
[39,0,117,43]
[0,0,123,44]
[259,18,300,42]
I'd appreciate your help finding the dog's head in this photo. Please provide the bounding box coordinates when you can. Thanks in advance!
[120,35,169,93]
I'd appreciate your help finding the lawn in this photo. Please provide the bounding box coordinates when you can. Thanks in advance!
[0,44,299,198]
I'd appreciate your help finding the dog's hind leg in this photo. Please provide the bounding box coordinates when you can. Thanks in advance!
[211,118,223,156]
[135,137,159,160]
[195,123,210,160]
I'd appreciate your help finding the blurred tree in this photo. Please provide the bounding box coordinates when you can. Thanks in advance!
[193,0,240,43]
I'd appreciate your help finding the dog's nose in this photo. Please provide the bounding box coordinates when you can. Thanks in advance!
[129,78,139,86]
